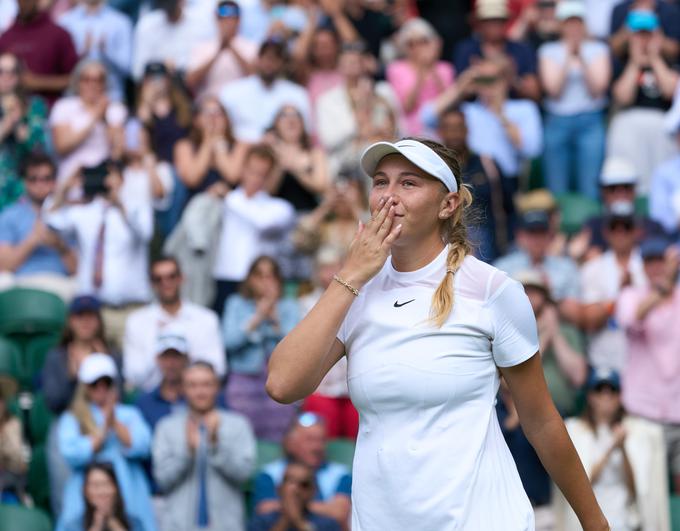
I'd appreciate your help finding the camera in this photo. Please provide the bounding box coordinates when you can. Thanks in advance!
[82,163,110,198]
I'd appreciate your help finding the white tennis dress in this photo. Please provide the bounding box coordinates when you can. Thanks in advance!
[337,246,539,530]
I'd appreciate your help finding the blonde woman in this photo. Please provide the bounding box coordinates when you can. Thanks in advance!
[267,138,609,530]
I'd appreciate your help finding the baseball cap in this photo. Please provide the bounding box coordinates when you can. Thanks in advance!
[476,0,509,20]
[556,0,586,21]
[587,367,621,391]
[639,237,670,260]
[156,332,189,357]
[259,36,287,58]
[216,0,240,18]
[78,353,118,384]
[518,209,551,231]
[626,10,659,32]
[69,295,101,315]
[599,157,637,187]
[360,139,459,192]
[516,189,557,214]
[143,62,168,78]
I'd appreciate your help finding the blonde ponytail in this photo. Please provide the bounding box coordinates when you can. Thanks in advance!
[70,383,99,436]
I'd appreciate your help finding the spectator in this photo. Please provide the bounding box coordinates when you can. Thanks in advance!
[454,0,540,101]
[124,255,224,392]
[222,255,299,440]
[386,18,454,136]
[57,354,154,531]
[58,0,133,102]
[185,0,257,100]
[0,379,29,505]
[515,188,566,257]
[45,160,153,349]
[608,11,679,194]
[580,202,647,372]
[0,0,78,105]
[650,107,680,238]
[340,0,396,61]
[131,0,215,81]
[494,209,581,325]
[50,60,127,184]
[152,361,256,531]
[507,0,560,50]
[0,52,49,210]
[617,236,680,494]
[62,462,144,531]
[249,462,342,531]
[219,38,311,143]
[254,412,351,529]
[538,0,611,200]
[0,152,76,299]
[554,369,671,531]
[212,144,295,312]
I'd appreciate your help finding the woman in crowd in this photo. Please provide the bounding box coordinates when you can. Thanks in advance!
[222,256,299,441]
[57,354,154,531]
[0,377,29,505]
[293,25,344,104]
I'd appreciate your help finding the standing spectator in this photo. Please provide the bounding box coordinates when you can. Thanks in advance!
[222,256,299,440]
[538,0,611,200]
[50,60,128,184]
[650,109,680,238]
[219,38,311,143]
[0,379,28,505]
[212,144,295,311]
[508,0,560,50]
[617,236,680,494]
[57,354,155,531]
[0,0,78,105]
[185,1,257,99]
[0,52,49,210]
[0,152,76,298]
[454,0,540,101]
[124,256,225,392]
[58,0,133,102]
[608,11,678,194]
[152,362,256,531]
[45,160,153,349]
[386,18,453,136]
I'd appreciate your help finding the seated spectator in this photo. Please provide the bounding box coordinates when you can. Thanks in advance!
[185,1,257,99]
[515,270,587,416]
[132,0,215,81]
[507,0,560,50]
[617,236,680,494]
[538,1,610,200]
[0,0,78,105]
[57,0,133,102]
[0,379,29,505]
[45,160,153,349]
[222,256,299,440]
[0,152,76,300]
[62,462,144,531]
[254,413,351,529]
[0,52,49,210]
[650,107,680,238]
[124,256,225,392]
[386,18,453,136]
[219,38,311,143]
[608,11,679,193]
[249,462,341,531]
[454,0,540,101]
[50,60,127,184]
[212,144,295,312]
[57,354,154,531]
[580,202,647,372]
[554,369,670,531]
[152,362,255,531]
[494,209,581,325]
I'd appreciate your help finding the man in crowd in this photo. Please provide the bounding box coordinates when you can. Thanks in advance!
[153,362,256,530]
[124,255,225,392]
[650,107,680,238]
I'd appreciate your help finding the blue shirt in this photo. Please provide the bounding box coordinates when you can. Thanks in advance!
[650,154,680,237]
[135,386,228,431]
[0,196,69,276]
[248,511,341,531]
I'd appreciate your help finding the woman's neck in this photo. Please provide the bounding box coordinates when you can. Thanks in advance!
[390,236,446,272]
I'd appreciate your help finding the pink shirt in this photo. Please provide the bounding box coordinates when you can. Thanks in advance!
[616,286,680,423]
[386,60,454,136]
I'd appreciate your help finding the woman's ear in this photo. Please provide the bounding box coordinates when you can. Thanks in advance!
[438,191,461,220]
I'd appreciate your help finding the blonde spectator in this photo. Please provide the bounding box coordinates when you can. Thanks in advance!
[0,379,29,505]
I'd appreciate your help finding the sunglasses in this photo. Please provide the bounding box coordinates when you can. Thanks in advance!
[151,271,180,284]
[603,184,634,193]
[592,383,619,394]
[88,376,114,388]
[608,221,634,232]
[26,174,55,184]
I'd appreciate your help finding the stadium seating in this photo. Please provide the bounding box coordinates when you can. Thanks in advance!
[555,193,601,235]
[0,504,51,531]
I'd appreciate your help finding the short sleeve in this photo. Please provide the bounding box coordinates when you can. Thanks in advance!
[0,209,17,244]
[49,98,73,126]
[489,279,539,367]
[335,473,352,496]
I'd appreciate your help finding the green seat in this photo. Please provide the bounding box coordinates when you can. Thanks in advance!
[0,504,51,531]
[635,195,649,217]
[326,439,355,468]
[0,337,20,396]
[0,288,66,336]
[671,495,680,531]
[556,193,602,235]
[26,445,51,515]
[256,440,283,469]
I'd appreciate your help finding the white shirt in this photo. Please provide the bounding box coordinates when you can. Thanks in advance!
[213,187,295,282]
[580,250,647,371]
[123,301,225,391]
[338,248,538,530]
[219,75,311,142]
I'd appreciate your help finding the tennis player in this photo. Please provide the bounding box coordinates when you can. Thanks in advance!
[267,138,608,530]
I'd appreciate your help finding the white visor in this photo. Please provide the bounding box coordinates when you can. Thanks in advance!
[360,139,459,192]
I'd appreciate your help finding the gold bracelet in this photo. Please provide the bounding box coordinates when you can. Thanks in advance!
[333,274,359,297]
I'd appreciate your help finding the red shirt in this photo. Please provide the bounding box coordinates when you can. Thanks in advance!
[0,12,78,104]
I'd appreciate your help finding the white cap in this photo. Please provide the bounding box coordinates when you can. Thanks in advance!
[556,0,586,20]
[155,323,189,356]
[78,353,117,384]
[600,157,637,187]
[360,139,459,192]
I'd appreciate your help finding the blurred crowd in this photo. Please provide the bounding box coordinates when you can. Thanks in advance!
[0,0,679,529]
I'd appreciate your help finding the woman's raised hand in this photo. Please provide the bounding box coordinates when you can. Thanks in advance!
[339,196,402,289]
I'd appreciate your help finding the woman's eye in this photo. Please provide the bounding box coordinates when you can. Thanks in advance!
[402,181,415,188]
[372,180,387,187]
